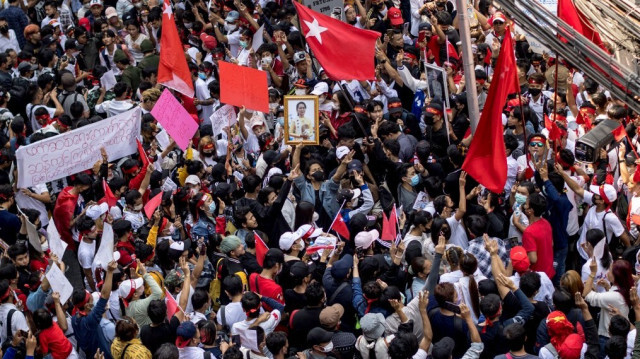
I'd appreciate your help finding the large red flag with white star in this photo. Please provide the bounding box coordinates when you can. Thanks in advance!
[158,2,194,97]
[293,2,380,81]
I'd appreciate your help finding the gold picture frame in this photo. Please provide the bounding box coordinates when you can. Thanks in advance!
[284,95,320,145]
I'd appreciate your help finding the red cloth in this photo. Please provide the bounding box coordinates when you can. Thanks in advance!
[52,187,79,251]
[255,232,268,267]
[39,322,72,359]
[158,2,194,97]
[558,0,604,49]
[144,191,163,219]
[613,125,626,142]
[426,36,459,67]
[332,212,350,240]
[115,240,137,268]
[137,139,150,167]
[293,1,380,80]
[215,215,226,234]
[522,219,555,279]
[461,27,518,193]
[381,206,398,241]
[128,165,148,191]
[545,114,562,144]
[99,179,118,208]
[249,272,284,309]
[165,288,179,320]
[219,61,270,113]
[29,255,49,273]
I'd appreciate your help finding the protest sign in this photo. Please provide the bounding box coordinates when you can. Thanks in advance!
[156,129,171,150]
[16,108,141,188]
[151,89,199,150]
[210,105,237,136]
[219,61,269,113]
[46,264,73,304]
[301,0,344,17]
[100,69,117,91]
[252,25,264,52]
[92,223,114,272]
[47,219,67,260]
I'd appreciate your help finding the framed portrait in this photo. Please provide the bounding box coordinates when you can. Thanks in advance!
[284,95,320,145]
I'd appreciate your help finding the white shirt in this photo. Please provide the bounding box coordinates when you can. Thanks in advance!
[95,99,136,117]
[194,78,213,121]
[124,33,148,64]
[581,257,610,293]
[446,216,469,249]
[510,271,554,304]
[15,184,49,227]
[216,301,248,329]
[585,286,629,337]
[231,309,281,336]
[0,30,19,53]
[77,240,96,269]
[0,303,29,345]
[26,104,56,133]
[577,191,625,260]
[178,346,205,359]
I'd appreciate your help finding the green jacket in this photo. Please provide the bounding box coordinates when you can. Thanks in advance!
[121,65,142,97]
[137,54,159,71]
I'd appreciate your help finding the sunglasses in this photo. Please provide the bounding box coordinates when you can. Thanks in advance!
[529,142,544,147]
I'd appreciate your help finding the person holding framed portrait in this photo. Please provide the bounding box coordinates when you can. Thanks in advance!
[284,95,319,145]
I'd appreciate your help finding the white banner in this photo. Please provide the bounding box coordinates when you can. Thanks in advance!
[16,108,142,188]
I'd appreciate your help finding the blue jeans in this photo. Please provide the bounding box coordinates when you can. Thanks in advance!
[553,247,568,286]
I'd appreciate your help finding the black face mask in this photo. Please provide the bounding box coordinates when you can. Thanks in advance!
[529,88,541,96]
[424,113,435,126]
[0,26,8,34]
[311,170,325,181]
[202,151,214,157]
[375,2,384,9]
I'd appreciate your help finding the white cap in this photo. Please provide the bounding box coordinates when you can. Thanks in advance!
[311,82,329,96]
[86,202,109,220]
[118,277,144,300]
[185,175,200,186]
[89,0,102,7]
[589,184,617,204]
[279,231,301,251]
[355,229,380,250]
[296,224,322,240]
[336,146,349,160]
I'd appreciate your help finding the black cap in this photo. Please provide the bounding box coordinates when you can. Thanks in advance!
[307,327,334,346]
[42,35,55,46]
[264,248,285,264]
[263,150,278,166]
[150,169,169,184]
[426,101,443,113]
[431,337,455,359]
[112,219,132,236]
[213,182,232,198]
[289,261,309,279]
[350,213,376,230]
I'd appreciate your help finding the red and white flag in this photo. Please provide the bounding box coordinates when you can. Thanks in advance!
[293,2,380,80]
[158,2,194,97]
[331,212,350,239]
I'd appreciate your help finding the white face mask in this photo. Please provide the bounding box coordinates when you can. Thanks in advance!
[320,343,333,353]
[262,56,272,65]
[41,239,49,252]
[296,239,305,250]
[224,23,237,32]
[133,203,143,211]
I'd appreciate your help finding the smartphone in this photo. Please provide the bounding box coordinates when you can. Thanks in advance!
[231,335,241,347]
[403,22,409,35]
[507,236,520,248]
[418,31,426,43]
[443,301,461,314]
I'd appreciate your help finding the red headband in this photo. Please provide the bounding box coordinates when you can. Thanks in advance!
[36,113,50,121]
[0,287,11,302]
[301,226,316,240]
[124,279,137,302]
[354,106,366,113]
[528,78,544,85]
[598,185,612,205]
[72,291,91,316]
[403,53,417,61]
[581,107,596,116]
[122,166,139,175]
[477,79,486,85]
[388,102,402,109]
[56,119,69,130]
[426,107,443,116]
[202,143,214,150]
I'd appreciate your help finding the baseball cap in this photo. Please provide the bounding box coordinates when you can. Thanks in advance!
[350,213,376,230]
[264,248,285,265]
[336,188,361,203]
[492,12,506,24]
[388,97,403,114]
[330,254,353,279]
[185,175,200,186]
[89,0,102,7]
[360,313,386,341]
[289,261,309,279]
[293,51,307,64]
[105,6,117,18]
[85,203,109,220]
[347,159,363,172]
[279,231,301,251]
[200,33,217,50]
[510,246,530,273]
[336,146,349,160]
[307,327,334,346]
[225,10,240,23]
[320,303,344,329]
[388,7,403,26]
[431,337,455,359]
[118,277,144,300]
[164,269,185,288]
[17,61,37,72]
[175,321,197,348]
[296,224,322,240]
[311,81,329,96]
[355,229,379,250]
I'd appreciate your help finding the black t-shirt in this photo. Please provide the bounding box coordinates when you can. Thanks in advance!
[140,317,179,355]
[283,289,307,313]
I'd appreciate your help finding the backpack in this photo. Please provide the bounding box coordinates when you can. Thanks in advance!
[602,210,632,258]
[209,258,249,311]
[0,309,22,355]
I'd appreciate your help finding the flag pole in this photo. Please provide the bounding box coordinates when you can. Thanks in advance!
[327,200,346,234]
[455,0,480,134]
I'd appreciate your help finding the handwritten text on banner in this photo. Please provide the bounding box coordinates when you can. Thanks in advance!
[16,108,142,188]
[150,89,199,150]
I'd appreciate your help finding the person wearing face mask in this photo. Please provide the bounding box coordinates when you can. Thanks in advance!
[234,28,253,66]
[0,17,18,54]
[117,260,163,327]
[256,43,284,88]
[122,188,149,231]
[249,249,286,310]
[75,216,101,292]
[524,73,549,126]
[302,327,336,359]
[507,181,534,243]
[421,102,450,159]
[190,192,225,242]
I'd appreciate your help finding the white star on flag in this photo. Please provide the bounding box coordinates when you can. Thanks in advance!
[163,3,173,19]
[304,18,328,44]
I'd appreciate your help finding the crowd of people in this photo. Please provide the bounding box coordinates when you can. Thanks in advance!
[0,0,635,358]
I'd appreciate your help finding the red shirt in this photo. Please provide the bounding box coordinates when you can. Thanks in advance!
[39,322,72,359]
[249,273,284,310]
[522,218,555,279]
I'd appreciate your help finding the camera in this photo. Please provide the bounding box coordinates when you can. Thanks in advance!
[574,119,621,163]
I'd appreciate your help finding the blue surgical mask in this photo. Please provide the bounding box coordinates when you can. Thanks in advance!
[277,117,284,126]
[410,174,419,187]
[209,201,217,214]
[239,40,248,49]
[514,193,527,205]
[198,72,206,80]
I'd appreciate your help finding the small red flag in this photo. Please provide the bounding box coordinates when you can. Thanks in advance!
[255,232,268,267]
[144,191,163,219]
[613,125,626,142]
[99,179,118,208]
[136,139,150,167]
[293,2,380,80]
[461,27,518,193]
[332,212,350,239]
[545,114,562,144]
[165,288,180,320]
[381,206,398,241]
[158,2,194,97]
[575,110,593,132]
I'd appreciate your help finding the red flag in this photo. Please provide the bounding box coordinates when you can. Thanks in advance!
[99,179,118,208]
[165,288,180,320]
[575,110,593,132]
[557,0,604,48]
[545,114,562,143]
[218,61,269,113]
[332,212,350,239]
[613,125,626,142]
[136,139,149,167]
[158,2,194,97]
[293,2,380,80]
[381,206,398,241]
[144,191,163,219]
[255,232,268,267]
[461,27,518,194]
